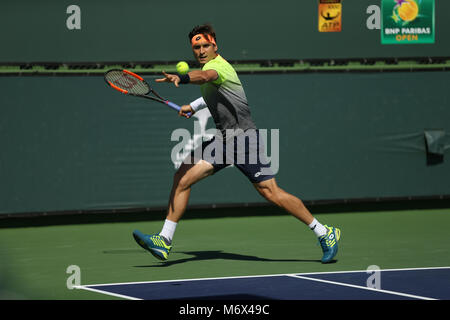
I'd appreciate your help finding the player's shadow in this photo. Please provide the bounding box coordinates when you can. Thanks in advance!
[133,250,324,268]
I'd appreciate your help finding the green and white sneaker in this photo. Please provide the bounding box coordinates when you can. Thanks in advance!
[318,225,341,263]
[133,230,172,261]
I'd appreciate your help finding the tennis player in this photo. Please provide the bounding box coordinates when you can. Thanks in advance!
[133,24,341,263]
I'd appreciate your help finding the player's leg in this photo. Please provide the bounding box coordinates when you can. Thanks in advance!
[133,134,226,261]
[158,159,214,245]
[166,159,215,223]
[132,159,214,261]
[231,130,315,226]
[235,127,340,263]
[162,134,227,239]
[253,178,341,263]
[253,177,314,225]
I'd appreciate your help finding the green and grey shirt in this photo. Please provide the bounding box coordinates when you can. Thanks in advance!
[200,55,256,136]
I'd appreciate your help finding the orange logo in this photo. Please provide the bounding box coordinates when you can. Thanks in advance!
[319,0,342,32]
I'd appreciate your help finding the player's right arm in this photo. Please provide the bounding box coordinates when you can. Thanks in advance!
[178,97,207,119]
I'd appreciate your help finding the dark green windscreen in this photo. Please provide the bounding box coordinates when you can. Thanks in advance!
[0,71,449,214]
[0,0,449,63]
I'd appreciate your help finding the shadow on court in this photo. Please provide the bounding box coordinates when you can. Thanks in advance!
[132,250,323,267]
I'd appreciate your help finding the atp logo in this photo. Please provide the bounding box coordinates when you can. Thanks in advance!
[318,0,342,32]
[320,10,341,21]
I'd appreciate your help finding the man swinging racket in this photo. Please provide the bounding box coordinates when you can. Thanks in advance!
[133,24,341,263]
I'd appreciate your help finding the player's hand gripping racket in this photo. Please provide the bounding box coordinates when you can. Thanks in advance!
[104,69,190,116]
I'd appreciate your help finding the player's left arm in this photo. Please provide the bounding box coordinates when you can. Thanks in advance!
[156,70,218,87]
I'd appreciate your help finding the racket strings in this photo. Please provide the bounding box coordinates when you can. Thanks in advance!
[105,70,150,95]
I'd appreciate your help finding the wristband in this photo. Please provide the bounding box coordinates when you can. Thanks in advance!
[178,73,190,84]
[190,97,207,112]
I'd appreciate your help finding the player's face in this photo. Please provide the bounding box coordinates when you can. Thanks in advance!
[192,41,217,65]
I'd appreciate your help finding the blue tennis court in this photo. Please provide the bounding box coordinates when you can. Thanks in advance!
[77,266,450,300]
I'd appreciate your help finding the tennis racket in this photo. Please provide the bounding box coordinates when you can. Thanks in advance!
[104,69,190,116]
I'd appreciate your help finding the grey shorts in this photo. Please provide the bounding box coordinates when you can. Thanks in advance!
[191,129,275,183]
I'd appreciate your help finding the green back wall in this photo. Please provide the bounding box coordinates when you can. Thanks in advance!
[1,71,449,214]
[1,0,449,63]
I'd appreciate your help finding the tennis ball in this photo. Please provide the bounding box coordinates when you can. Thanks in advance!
[176,61,190,75]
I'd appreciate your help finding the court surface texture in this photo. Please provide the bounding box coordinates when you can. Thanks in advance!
[0,207,449,300]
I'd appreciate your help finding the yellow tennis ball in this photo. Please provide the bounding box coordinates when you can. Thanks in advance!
[176,61,190,75]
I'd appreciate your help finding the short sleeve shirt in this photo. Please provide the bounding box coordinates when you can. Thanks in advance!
[201,55,257,136]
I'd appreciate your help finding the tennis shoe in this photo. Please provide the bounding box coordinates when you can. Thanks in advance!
[133,230,172,261]
[318,225,341,263]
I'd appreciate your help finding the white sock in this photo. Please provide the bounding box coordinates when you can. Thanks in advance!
[308,218,327,237]
[159,219,177,244]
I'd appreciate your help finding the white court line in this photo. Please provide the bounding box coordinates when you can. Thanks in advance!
[74,267,450,300]
[74,285,142,300]
[76,266,449,300]
[82,273,287,287]
[287,274,437,300]
[80,265,450,288]
[296,265,450,276]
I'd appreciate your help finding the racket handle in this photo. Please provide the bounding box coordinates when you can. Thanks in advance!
[165,101,192,117]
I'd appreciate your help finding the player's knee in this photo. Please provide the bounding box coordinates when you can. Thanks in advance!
[257,185,282,205]
[175,174,190,191]
[173,169,190,191]
[271,190,285,206]
[179,179,191,192]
